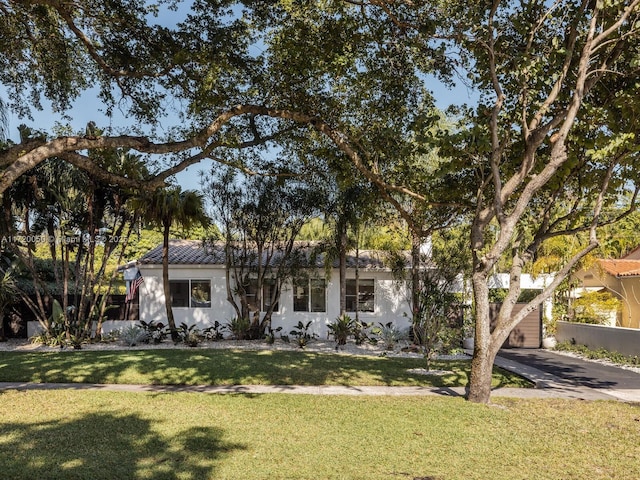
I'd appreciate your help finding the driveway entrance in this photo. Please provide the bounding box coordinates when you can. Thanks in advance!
[497,348,640,390]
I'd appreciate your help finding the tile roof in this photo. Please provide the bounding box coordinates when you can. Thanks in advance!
[138,239,225,265]
[598,259,640,278]
[138,239,399,270]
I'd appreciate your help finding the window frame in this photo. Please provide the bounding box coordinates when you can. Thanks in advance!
[169,279,211,308]
[246,278,279,312]
[345,278,375,313]
[293,278,327,313]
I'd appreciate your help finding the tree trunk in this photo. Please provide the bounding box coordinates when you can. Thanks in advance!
[0,312,6,342]
[339,226,347,316]
[162,220,179,341]
[411,232,421,325]
[467,270,522,403]
[467,271,494,403]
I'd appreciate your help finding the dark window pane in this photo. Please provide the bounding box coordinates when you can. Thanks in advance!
[263,282,278,312]
[310,279,326,312]
[169,280,189,308]
[245,279,259,312]
[293,280,309,312]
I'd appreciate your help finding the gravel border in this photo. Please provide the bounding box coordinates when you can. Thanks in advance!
[0,337,471,361]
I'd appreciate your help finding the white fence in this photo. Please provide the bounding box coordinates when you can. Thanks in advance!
[556,321,640,357]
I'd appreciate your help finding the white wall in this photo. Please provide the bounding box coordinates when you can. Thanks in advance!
[139,265,236,330]
[138,265,412,338]
[557,320,640,356]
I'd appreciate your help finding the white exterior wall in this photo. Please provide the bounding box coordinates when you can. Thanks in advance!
[139,265,236,330]
[138,265,412,338]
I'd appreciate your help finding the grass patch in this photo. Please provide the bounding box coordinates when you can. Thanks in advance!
[0,390,638,479]
[0,349,530,388]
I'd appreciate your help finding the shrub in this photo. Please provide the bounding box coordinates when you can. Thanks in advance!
[226,317,251,340]
[264,326,282,344]
[571,291,620,325]
[177,322,202,347]
[352,319,373,345]
[120,325,148,347]
[290,321,318,348]
[202,321,225,341]
[555,341,640,367]
[138,320,168,344]
[374,322,404,350]
[328,315,353,345]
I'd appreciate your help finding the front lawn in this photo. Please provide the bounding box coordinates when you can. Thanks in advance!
[0,390,638,479]
[0,348,530,388]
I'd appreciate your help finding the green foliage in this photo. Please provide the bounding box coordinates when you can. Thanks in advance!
[137,320,168,344]
[177,322,202,347]
[29,325,66,348]
[263,326,282,345]
[202,321,225,342]
[352,319,373,346]
[372,322,406,351]
[226,317,251,340]
[555,341,640,367]
[327,314,353,346]
[327,315,374,346]
[49,299,64,325]
[289,321,318,348]
[571,291,620,325]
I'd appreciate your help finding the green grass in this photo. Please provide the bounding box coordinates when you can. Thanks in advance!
[0,390,638,479]
[0,348,530,388]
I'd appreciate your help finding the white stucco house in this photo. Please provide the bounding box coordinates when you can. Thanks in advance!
[134,239,413,338]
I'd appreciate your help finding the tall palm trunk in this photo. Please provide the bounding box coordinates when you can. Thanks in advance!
[162,219,179,341]
[339,223,347,316]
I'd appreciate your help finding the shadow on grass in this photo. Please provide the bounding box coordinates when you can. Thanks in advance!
[0,349,528,388]
[0,410,245,480]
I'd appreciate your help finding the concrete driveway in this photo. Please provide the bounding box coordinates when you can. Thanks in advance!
[496,348,640,402]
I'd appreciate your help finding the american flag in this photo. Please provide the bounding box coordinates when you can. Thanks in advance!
[125,271,144,303]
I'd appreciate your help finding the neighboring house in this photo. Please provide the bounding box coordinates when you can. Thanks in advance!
[573,246,640,329]
[135,239,412,338]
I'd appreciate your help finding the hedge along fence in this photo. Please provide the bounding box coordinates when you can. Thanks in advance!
[556,321,640,357]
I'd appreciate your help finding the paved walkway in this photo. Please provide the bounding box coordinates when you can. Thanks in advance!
[1,348,638,402]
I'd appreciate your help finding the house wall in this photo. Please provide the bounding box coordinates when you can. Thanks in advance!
[577,269,640,328]
[618,278,640,328]
[138,265,412,339]
[138,265,237,331]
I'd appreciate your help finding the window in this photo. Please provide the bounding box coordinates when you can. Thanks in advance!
[345,279,375,312]
[246,279,279,312]
[294,278,326,312]
[190,280,212,308]
[169,280,189,308]
[169,280,211,308]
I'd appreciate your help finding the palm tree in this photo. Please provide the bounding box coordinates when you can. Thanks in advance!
[137,187,209,341]
[0,266,19,342]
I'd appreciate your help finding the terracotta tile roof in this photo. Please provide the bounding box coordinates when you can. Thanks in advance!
[598,259,640,277]
[138,239,398,270]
